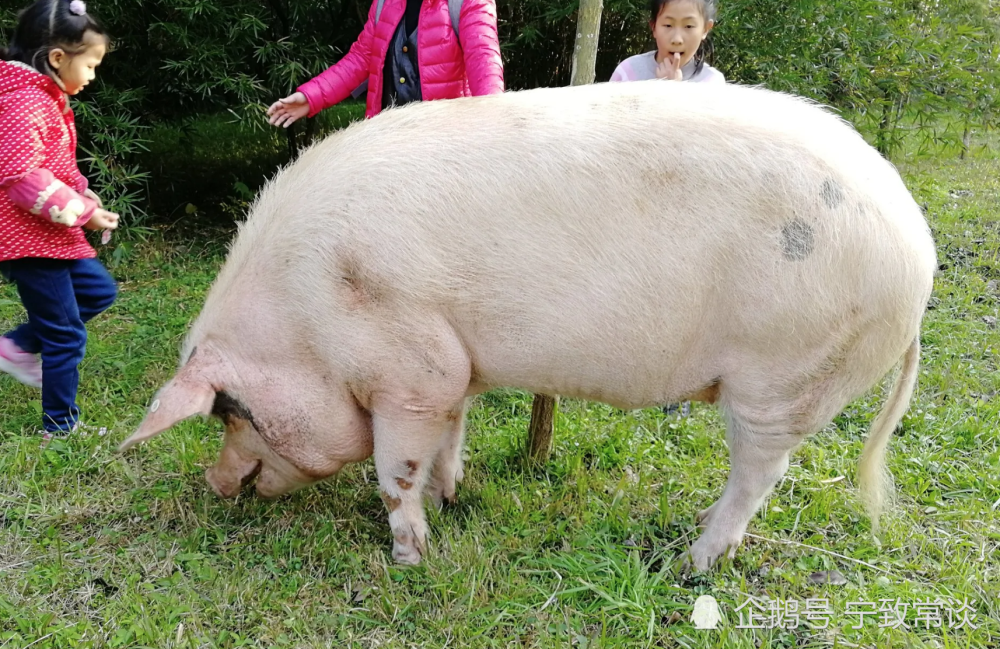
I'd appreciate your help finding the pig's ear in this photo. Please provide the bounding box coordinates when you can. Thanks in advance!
[119,376,215,452]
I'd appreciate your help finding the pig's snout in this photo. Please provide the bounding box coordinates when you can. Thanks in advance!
[206,459,262,499]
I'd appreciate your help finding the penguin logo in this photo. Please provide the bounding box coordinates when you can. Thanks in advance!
[692,595,721,629]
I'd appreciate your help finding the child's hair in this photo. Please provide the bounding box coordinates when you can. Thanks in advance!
[1,0,107,76]
[649,0,716,78]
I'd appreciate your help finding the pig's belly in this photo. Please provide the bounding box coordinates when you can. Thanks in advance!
[454,299,726,409]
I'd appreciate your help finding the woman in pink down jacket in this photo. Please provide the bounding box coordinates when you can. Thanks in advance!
[267,0,504,125]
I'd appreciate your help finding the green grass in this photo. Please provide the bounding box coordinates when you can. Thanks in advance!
[1,126,998,648]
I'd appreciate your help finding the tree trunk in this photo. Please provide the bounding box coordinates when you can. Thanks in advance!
[525,0,603,462]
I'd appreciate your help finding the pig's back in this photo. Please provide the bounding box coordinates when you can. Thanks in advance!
[241,82,936,404]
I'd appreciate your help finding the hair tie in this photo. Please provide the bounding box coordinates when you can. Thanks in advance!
[69,0,87,16]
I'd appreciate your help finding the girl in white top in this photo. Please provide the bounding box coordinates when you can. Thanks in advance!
[611,0,724,84]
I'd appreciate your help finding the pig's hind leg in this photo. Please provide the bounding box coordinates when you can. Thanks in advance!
[686,411,803,570]
[685,361,858,570]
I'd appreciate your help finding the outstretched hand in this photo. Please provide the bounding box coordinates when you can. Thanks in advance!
[267,92,310,128]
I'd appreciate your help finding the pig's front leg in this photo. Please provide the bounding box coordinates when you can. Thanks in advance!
[428,400,468,507]
[366,317,472,564]
[373,409,462,565]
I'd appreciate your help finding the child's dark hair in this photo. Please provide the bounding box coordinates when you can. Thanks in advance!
[1,0,106,76]
[649,0,716,78]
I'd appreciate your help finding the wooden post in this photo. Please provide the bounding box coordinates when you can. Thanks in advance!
[570,0,604,86]
[525,0,604,462]
[527,394,558,461]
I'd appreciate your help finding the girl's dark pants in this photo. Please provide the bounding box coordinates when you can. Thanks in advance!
[1,257,117,432]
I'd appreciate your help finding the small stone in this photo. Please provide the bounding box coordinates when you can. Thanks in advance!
[983,316,997,329]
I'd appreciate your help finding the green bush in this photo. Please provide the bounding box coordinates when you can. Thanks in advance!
[711,0,1000,156]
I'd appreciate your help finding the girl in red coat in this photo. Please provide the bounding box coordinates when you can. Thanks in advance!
[266,0,505,126]
[0,0,119,438]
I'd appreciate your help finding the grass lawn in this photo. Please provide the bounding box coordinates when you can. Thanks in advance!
[1,120,998,648]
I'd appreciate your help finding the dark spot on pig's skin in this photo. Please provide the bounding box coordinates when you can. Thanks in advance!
[188,346,198,361]
[381,490,402,512]
[396,477,414,490]
[339,274,372,308]
[212,391,257,429]
[781,218,815,261]
[643,168,679,188]
[821,179,844,208]
[405,460,419,474]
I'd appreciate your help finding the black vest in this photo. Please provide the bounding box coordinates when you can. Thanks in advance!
[381,0,423,109]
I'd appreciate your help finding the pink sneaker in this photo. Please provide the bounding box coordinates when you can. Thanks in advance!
[0,336,42,389]
[40,422,98,448]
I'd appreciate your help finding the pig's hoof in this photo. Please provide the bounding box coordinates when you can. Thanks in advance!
[428,468,462,508]
[427,483,457,509]
[392,540,423,565]
[437,491,459,510]
[688,532,740,571]
[392,527,426,565]
[442,484,458,506]
[695,504,716,528]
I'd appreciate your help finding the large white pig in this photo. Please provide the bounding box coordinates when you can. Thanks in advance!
[120,81,937,570]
